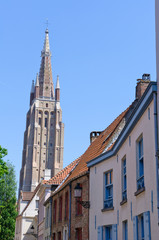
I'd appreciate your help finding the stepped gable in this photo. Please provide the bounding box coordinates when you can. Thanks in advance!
[43,158,80,185]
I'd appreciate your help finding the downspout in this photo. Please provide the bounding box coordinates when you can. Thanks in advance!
[69,182,72,239]
[50,197,52,239]
[153,92,159,223]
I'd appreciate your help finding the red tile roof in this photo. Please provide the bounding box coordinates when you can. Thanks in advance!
[53,105,131,193]
[43,157,80,185]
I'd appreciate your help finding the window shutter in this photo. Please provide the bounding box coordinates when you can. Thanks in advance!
[143,211,151,240]
[133,216,138,240]
[97,226,103,240]
[112,224,117,240]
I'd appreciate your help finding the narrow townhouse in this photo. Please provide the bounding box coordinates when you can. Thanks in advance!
[87,75,159,239]
[42,99,139,240]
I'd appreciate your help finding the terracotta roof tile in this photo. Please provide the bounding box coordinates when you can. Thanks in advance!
[55,105,132,193]
[43,158,80,186]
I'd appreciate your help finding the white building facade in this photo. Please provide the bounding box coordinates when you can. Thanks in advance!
[88,82,159,239]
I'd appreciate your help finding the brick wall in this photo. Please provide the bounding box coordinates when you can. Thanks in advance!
[51,173,89,240]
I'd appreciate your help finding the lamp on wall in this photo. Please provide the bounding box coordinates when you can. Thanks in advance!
[74,183,90,209]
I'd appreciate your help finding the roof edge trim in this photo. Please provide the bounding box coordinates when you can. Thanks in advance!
[87,82,157,168]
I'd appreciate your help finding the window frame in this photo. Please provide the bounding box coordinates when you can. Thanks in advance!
[121,156,127,201]
[65,191,69,220]
[76,184,82,216]
[123,220,128,240]
[136,135,144,191]
[53,200,57,224]
[104,225,112,240]
[104,170,113,209]
[58,196,63,222]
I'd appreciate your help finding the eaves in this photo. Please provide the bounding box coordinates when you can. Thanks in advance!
[87,82,157,168]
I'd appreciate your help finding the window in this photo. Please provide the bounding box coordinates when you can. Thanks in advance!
[59,196,62,221]
[46,103,48,107]
[136,136,144,190]
[65,191,69,220]
[148,108,150,120]
[105,226,112,240]
[45,118,48,128]
[76,228,82,240]
[122,157,127,201]
[139,215,144,240]
[76,184,82,216]
[39,118,41,125]
[45,206,49,229]
[53,200,57,223]
[104,170,113,209]
[35,200,39,209]
[123,221,128,240]
[133,211,151,240]
[53,233,56,240]
[58,232,61,240]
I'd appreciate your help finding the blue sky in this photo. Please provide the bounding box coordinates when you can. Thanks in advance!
[0,0,156,191]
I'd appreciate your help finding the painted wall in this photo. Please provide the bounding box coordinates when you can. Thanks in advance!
[15,193,39,240]
[89,100,159,239]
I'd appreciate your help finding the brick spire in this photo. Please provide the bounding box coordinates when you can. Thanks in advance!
[39,29,54,98]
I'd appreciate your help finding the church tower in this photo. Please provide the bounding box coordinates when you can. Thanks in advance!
[19,29,64,193]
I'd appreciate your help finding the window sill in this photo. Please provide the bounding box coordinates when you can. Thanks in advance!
[120,198,127,206]
[101,207,114,212]
[134,187,145,196]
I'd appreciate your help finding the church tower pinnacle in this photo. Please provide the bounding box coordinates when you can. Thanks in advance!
[18,29,64,194]
[39,28,54,99]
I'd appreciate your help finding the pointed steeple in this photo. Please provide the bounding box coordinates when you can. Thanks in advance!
[31,80,35,93]
[55,75,60,101]
[39,29,54,99]
[42,28,51,56]
[30,80,35,105]
[56,75,60,89]
[35,73,39,87]
[35,73,39,99]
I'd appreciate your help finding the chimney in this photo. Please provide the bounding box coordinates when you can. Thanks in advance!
[90,131,102,144]
[136,74,150,100]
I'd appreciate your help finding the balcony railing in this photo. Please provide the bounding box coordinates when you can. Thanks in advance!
[137,175,144,191]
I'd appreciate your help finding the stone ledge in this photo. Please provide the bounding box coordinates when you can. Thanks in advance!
[134,187,145,196]
[101,207,114,212]
[120,198,127,206]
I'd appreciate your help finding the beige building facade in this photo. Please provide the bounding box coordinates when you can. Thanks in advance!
[88,81,159,239]
[19,29,64,194]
